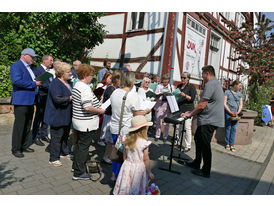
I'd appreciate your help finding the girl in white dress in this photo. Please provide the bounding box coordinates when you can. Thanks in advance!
[113,115,155,195]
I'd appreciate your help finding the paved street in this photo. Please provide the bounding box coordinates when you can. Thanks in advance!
[0,113,273,195]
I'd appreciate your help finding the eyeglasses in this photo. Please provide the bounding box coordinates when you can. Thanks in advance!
[181,77,187,79]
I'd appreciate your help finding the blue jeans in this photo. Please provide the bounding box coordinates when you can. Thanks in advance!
[111,134,122,178]
[225,111,239,146]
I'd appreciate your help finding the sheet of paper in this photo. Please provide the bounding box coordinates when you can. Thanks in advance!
[101,99,111,110]
[139,100,156,110]
[166,95,179,113]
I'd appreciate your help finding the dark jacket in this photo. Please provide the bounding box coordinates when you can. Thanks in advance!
[177,83,197,113]
[33,66,53,97]
[44,78,72,127]
[10,60,37,105]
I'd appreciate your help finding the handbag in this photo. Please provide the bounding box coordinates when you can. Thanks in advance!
[109,91,129,162]
[229,90,243,121]
[109,144,124,163]
[86,160,102,182]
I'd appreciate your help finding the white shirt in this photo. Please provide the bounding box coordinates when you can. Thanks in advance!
[110,88,141,135]
[20,60,36,81]
[138,87,153,101]
[72,81,100,132]
[41,64,55,79]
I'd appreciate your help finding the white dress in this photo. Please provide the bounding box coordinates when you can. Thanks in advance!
[113,138,152,195]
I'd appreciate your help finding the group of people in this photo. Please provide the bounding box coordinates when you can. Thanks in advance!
[9,48,243,194]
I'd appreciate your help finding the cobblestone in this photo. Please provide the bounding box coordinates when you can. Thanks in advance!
[0,121,273,195]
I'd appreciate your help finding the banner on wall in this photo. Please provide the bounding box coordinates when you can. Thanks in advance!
[183,25,207,79]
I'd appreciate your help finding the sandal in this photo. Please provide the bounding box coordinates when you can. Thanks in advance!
[230,146,236,152]
[225,145,230,150]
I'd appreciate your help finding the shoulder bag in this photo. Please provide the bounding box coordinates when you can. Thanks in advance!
[109,91,129,163]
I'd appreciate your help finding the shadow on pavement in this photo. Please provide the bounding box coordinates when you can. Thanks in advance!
[0,161,25,189]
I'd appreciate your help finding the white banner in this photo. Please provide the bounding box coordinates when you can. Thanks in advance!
[183,25,207,79]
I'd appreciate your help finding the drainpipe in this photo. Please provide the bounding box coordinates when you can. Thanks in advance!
[159,12,169,77]
[170,12,179,85]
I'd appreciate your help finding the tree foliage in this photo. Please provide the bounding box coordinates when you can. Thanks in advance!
[0,12,106,66]
[0,66,12,98]
[222,13,274,124]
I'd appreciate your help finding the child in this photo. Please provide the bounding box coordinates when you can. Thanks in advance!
[113,115,155,195]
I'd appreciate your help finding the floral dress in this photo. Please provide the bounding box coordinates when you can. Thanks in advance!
[113,138,152,195]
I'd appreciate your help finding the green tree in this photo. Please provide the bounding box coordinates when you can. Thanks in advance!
[0,12,106,98]
[222,13,274,124]
[0,12,106,66]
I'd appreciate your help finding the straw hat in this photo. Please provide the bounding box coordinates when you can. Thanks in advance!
[128,115,153,132]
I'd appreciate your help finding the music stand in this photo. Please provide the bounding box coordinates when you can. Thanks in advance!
[159,116,189,174]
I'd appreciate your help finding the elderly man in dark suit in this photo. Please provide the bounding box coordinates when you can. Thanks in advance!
[10,48,42,158]
[32,55,54,146]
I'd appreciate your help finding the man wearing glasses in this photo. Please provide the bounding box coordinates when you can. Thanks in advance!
[10,48,42,158]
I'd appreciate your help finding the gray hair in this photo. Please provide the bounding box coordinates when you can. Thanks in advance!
[73,60,81,66]
[42,55,52,61]
[142,77,151,85]
[120,71,135,88]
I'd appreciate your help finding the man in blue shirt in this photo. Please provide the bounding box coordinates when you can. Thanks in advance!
[98,60,112,82]
[10,48,42,158]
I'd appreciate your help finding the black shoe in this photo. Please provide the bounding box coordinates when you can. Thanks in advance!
[41,136,50,143]
[12,151,24,158]
[163,138,167,143]
[185,161,200,170]
[23,148,35,153]
[154,138,159,142]
[191,169,210,178]
[34,138,45,146]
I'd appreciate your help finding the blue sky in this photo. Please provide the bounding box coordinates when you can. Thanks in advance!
[263,12,274,21]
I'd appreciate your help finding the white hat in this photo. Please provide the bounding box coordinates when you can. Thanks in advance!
[128,115,153,132]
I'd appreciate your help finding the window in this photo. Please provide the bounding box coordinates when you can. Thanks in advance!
[236,12,245,28]
[210,33,221,52]
[220,12,231,20]
[186,16,206,36]
[130,12,145,31]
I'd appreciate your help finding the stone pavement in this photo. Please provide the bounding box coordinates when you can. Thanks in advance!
[0,113,273,195]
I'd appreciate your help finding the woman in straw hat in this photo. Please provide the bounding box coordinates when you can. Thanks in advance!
[113,115,154,195]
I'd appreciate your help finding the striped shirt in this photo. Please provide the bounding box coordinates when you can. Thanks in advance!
[72,81,100,132]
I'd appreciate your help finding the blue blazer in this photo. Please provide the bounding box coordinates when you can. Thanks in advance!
[33,66,53,97]
[44,78,72,127]
[10,60,37,105]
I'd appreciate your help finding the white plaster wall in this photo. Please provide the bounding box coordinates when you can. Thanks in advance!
[125,33,163,58]
[223,41,231,69]
[130,61,161,75]
[89,38,122,60]
[99,14,125,35]
[222,70,228,79]
[177,12,184,31]
[173,31,182,82]
[228,72,233,80]
[230,13,235,21]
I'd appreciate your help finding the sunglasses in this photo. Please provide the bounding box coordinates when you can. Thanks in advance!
[181,77,187,79]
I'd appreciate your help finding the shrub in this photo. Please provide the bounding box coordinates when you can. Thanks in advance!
[0,66,12,98]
